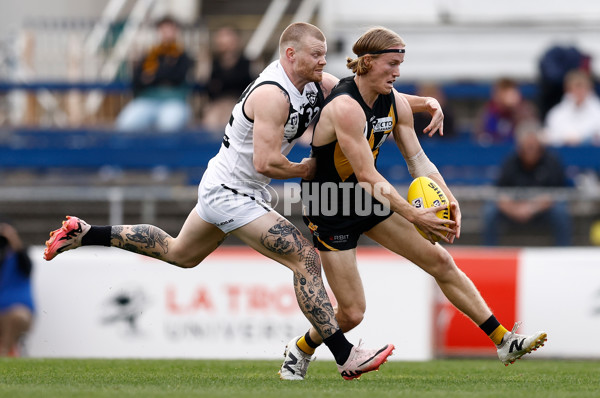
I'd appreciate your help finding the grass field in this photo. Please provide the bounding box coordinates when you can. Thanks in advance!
[1,358,599,398]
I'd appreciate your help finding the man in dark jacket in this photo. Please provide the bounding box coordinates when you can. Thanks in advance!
[483,121,572,245]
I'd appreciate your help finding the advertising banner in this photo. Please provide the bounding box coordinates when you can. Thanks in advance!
[518,248,600,358]
[26,246,434,360]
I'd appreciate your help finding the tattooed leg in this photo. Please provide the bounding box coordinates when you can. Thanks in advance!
[260,217,338,339]
[110,225,176,265]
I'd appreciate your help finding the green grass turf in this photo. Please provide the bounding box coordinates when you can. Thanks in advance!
[1,358,599,398]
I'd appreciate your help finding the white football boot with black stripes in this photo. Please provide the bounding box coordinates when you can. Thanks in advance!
[279,336,314,380]
[497,322,547,366]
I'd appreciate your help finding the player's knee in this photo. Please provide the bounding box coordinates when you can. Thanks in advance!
[291,244,322,275]
[338,307,365,332]
[169,247,208,269]
[428,248,458,281]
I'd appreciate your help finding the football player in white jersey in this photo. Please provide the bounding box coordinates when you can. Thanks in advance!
[44,22,444,380]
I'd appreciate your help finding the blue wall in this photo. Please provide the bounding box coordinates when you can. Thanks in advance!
[1,128,597,186]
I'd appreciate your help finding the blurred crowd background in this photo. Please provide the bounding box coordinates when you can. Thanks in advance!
[1,0,600,248]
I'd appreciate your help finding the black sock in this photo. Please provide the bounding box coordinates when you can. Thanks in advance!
[479,314,501,335]
[304,331,320,349]
[81,225,112,247]
[323,329,353,365]
[479,314,509,345]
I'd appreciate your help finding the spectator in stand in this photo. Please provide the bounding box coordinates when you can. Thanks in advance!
[474,78,538,145]
[116,16,194,132]
[482,121,572,246]
[0,218,34,357]
[414,82,456,140]
[201,26,255,133]
[537,45,591,120]
[544,69,600,146]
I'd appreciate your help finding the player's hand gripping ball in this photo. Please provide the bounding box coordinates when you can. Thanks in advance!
[407,176,451,241]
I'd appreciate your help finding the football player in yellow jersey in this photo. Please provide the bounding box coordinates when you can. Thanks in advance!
[280,27,547,380]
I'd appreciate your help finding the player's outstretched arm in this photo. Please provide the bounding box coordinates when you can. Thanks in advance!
[399,92,444,137]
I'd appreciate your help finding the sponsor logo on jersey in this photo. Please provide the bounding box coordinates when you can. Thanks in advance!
[329,234,350,243]
[373,116,393,133]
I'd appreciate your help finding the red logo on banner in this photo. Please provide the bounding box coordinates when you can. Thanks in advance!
[225,285,298,314]
[165,284,313,315]
[166,285,215,313]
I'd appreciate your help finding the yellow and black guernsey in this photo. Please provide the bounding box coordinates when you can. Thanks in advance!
[302,76,397,251]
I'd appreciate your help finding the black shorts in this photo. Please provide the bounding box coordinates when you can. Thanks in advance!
[303,211,392,251]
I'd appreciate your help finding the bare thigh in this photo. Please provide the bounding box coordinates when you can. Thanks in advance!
[168,209,227,266]
[366,214,492,325]
[364,213,452,274]
[232,210,313,268]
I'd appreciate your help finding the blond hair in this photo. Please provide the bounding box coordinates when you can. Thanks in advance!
[279,22,326,56]
[346,27,405,75]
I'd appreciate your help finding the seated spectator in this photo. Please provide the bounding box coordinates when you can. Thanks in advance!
[474,77,537,145]
[0,218,34,357]
[537,45,591,120]
[201,26,255,133]
[414,82,456,140]
[482,121,572,246]
[544,69,600,146]
[116,16,194,132]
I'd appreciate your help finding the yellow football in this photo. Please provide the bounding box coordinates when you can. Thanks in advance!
[406,176,451,241]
